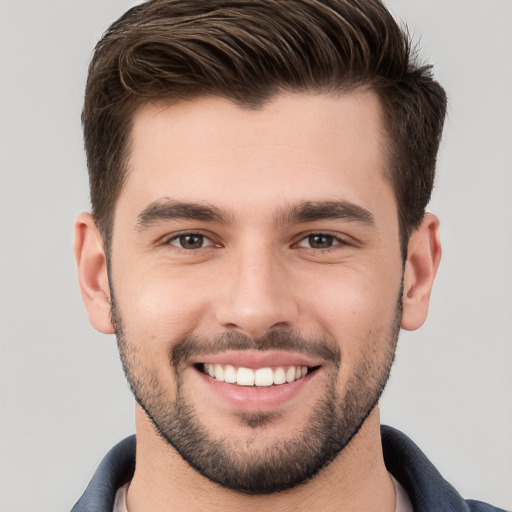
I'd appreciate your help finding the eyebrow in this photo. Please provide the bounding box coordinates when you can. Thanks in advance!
[135,198,375,230]
[276,200,375,227]
[136,199,231,229]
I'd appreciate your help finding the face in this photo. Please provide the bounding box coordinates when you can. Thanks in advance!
[109,92,404,493]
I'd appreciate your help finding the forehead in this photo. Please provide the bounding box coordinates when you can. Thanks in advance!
[120,92,393,224]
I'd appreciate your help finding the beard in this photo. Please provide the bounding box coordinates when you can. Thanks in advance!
[111,291,401,495]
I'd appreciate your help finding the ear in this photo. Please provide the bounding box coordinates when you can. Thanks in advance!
[74,212,115,334]
[401,213,442,331]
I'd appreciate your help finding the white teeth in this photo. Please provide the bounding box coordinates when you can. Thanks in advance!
[273,367,286,385]
[254,367,274,387]
[202,364,311,387]
[214,364,224,382]
[285,366,296,383]
[237,367,255,386]
[224,364,237,384]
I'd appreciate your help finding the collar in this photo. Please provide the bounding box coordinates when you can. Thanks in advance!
[71,426,504,512]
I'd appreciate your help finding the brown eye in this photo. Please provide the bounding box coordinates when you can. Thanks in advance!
[305,234,335,249]
[296,233,348,250]
[170,233,211,250]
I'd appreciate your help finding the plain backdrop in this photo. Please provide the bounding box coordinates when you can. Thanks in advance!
[1,1,511,511]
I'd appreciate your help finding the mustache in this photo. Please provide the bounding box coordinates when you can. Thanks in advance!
[171,330,341,367]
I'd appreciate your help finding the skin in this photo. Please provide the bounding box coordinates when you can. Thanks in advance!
[75,91,441,511]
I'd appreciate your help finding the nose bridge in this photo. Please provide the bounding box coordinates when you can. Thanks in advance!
[215,239,298,338]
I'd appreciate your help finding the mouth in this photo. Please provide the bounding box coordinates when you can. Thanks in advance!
[189,351,324,410]
[195,363,321,387]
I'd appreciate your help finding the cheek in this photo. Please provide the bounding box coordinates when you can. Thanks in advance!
[303,266,402,358]
[113,269,213,359]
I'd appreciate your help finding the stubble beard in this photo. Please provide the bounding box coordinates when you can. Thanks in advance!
[111,292,401,495]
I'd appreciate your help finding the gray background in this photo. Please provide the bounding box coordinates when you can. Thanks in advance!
[1,1,511,510]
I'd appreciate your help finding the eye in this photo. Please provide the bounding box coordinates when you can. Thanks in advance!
[297,233,342,249]
[168,233,213,250]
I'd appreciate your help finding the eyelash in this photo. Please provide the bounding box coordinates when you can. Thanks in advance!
[295,232,350,251]
[163,231,350,253]
[165,232,217,252]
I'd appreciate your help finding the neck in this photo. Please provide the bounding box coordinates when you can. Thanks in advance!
[126,406,396,512]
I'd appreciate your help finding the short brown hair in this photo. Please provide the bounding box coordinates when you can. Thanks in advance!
[83,0,447,256]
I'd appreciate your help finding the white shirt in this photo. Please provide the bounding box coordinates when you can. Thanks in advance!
[392,474,414,512]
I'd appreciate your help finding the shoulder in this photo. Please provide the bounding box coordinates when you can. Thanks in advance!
[71,436,136,512]
[466,500,510,512]
[381,426,509,512]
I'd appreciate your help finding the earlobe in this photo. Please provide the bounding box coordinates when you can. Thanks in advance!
[401,213,442,331]
[74,212,115,334]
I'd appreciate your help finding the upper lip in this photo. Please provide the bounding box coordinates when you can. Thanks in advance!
[190,350,323,369]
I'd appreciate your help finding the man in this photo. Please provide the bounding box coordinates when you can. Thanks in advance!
[71,0,506,511]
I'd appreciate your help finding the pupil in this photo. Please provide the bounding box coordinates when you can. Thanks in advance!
[309,234,332,249]
[180,234,203,249]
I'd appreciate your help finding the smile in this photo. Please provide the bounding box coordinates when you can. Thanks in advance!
[191,352,324,409]
[199,363,314,387]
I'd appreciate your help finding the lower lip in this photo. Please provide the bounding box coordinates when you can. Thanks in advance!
[195,369,319,411]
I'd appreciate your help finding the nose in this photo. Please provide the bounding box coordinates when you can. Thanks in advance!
[214,245,300,338]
